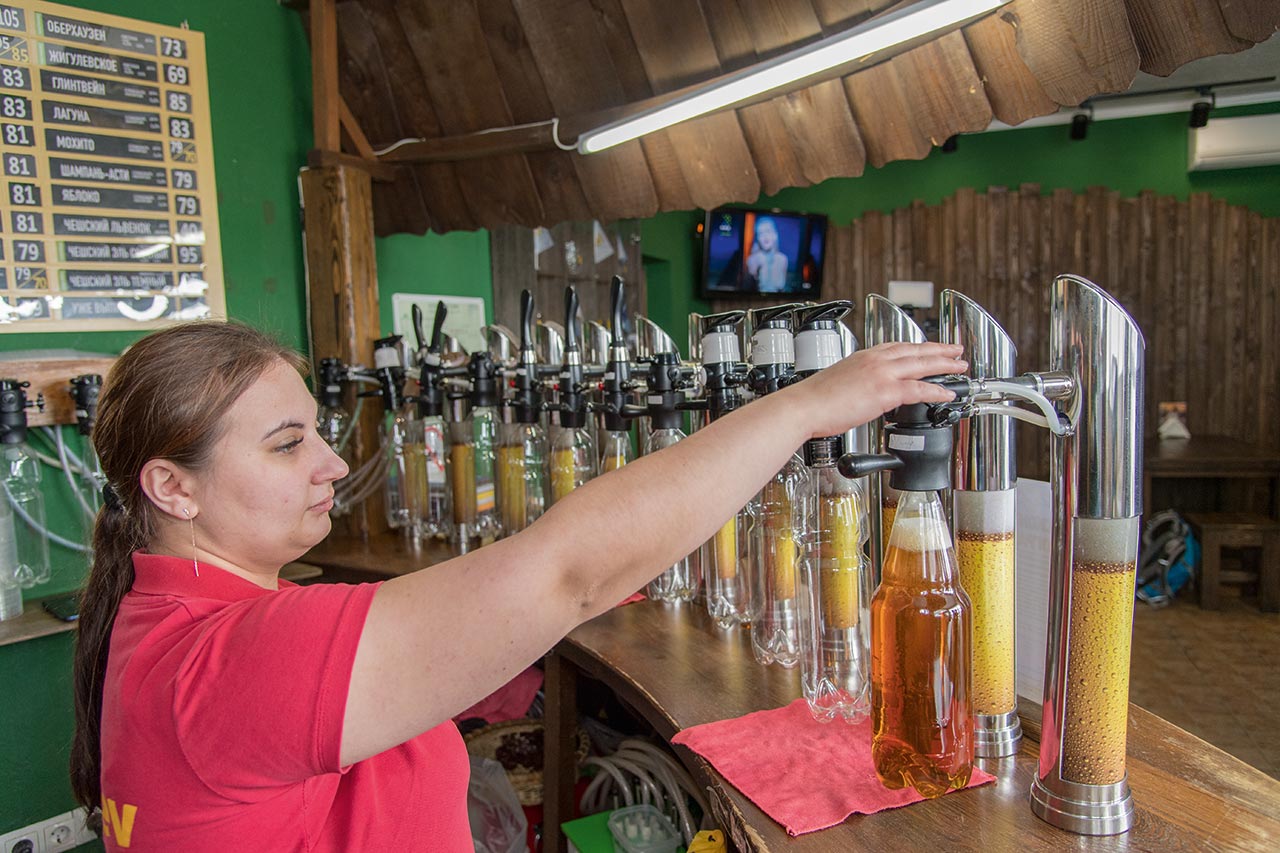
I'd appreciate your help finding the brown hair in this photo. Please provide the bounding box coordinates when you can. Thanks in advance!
[70,321,307,815]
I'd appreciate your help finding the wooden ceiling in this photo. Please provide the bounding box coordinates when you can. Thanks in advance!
[310,0,1279,236]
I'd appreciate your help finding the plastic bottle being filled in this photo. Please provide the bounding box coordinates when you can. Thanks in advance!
[872,488,973,798]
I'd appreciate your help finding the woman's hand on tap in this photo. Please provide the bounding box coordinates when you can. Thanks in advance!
[785,342,967,439]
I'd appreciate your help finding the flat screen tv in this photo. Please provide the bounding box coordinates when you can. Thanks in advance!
[700,207,827,300]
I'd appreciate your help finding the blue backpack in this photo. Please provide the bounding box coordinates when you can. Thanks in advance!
[1137,510,1198,607]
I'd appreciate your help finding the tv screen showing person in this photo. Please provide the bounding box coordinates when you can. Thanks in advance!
[702,208,824,298]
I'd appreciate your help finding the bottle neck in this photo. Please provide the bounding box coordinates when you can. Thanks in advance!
[882,489,958,584]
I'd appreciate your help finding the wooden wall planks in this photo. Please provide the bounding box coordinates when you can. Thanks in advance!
[712,186,1280,477]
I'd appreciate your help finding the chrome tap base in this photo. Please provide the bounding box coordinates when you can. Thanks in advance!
[1029,774,1134,836]
[974,709,1022,758]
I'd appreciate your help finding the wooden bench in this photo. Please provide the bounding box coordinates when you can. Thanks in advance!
[1185,512,1280,612]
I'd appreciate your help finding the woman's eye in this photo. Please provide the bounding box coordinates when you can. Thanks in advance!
[277,437,303,454]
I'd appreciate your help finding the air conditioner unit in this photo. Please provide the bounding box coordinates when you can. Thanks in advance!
[1188,113,1280,171]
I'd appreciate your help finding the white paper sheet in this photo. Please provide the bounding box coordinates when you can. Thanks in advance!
[1016,477,1052,704]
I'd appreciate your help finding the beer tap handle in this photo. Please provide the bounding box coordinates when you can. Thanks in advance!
[837,452,904,480]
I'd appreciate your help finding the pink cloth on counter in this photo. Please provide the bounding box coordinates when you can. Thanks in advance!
[672,698,995,836]
[455,665,544,725]
[616,592,646,606]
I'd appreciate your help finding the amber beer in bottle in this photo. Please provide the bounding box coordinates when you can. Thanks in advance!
[871,489,974,798]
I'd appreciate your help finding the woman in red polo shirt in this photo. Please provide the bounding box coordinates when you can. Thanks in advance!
[68,321,963,851]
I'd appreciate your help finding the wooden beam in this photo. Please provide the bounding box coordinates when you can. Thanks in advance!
[310,0,341,153]
[299,165,383,538]
[339,95,377,160]
[307,148,398,182]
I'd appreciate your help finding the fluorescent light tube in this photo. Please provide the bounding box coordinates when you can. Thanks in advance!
[578,0,1008,154]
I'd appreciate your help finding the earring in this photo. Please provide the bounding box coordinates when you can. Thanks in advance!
[183,507,200,578]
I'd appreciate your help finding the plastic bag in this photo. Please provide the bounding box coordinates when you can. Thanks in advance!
[468,756,529,853]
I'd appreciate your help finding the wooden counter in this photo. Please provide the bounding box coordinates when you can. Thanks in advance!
[546,600,1280,852]
[302,530,454,580]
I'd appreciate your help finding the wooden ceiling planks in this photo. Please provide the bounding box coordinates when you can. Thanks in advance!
[348,0,477,234]
[963,11,1059,126]
[620,0,761,210]
[1004,0,1140,105]
[473,0,594,225]
[1126,0,1251,76]
[512,0,661,221]
[735,0,869,187]
[1218,0,1280,43]
[311,0,1278,235]
[844,34,993,168]
[701,0,811,195]
[391,1,545,227]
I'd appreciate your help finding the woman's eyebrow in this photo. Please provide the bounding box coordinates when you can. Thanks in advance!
[261,420,306,441]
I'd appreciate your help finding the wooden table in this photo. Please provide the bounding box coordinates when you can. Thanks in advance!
[545,600,1280,852]
[1145,436,1280,520]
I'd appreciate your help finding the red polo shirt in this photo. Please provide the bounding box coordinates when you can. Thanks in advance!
[98,552,471,851]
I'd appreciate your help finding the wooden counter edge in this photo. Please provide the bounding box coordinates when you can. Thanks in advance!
[0,594,77,648]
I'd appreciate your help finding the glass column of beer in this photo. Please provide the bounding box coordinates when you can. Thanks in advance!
[1030,274,1145,836]
[941,290,1022,758]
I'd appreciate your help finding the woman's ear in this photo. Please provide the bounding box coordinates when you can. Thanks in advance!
[139,459,198,520]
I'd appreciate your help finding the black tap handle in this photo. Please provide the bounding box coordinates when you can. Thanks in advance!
[836,452,904,480]
[564,286,581,352]
[520,289,536,351]
[610,275,625,338]
[700,309,746,335]
[429,301,448,353]
[412,304,427,353]
[797,300,854,329]
[750,302,804,330]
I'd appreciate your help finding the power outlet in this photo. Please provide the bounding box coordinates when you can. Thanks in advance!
[42,817,74,853]
[1,830,43,853]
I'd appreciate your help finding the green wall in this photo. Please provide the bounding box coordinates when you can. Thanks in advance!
[375,230,493,336]
[0,0,315,839]
[641,104,1280,347]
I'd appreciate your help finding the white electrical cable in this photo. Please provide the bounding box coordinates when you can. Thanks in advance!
[334,396,364,455]
[581,757,635,807]
[55,428,98,521]
[39,427,97,477]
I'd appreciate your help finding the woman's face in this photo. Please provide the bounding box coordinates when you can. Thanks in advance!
[756,220,778,251]
[194,359,349,573]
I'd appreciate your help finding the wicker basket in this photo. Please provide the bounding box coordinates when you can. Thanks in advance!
[464,717,590,806]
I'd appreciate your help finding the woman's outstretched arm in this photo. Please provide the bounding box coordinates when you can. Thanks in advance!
[340,342,965,765]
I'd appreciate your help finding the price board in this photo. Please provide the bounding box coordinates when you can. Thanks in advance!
[0,1,223,331]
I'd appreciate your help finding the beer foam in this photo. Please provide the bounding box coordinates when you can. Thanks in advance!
[1071,516,1139,564]
[954,488,1016,536]
[888,515,953,552]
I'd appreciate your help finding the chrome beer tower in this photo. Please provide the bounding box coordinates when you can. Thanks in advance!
[927,275,1143,835]
[940,291,1023,759]
[864,294,926,585]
